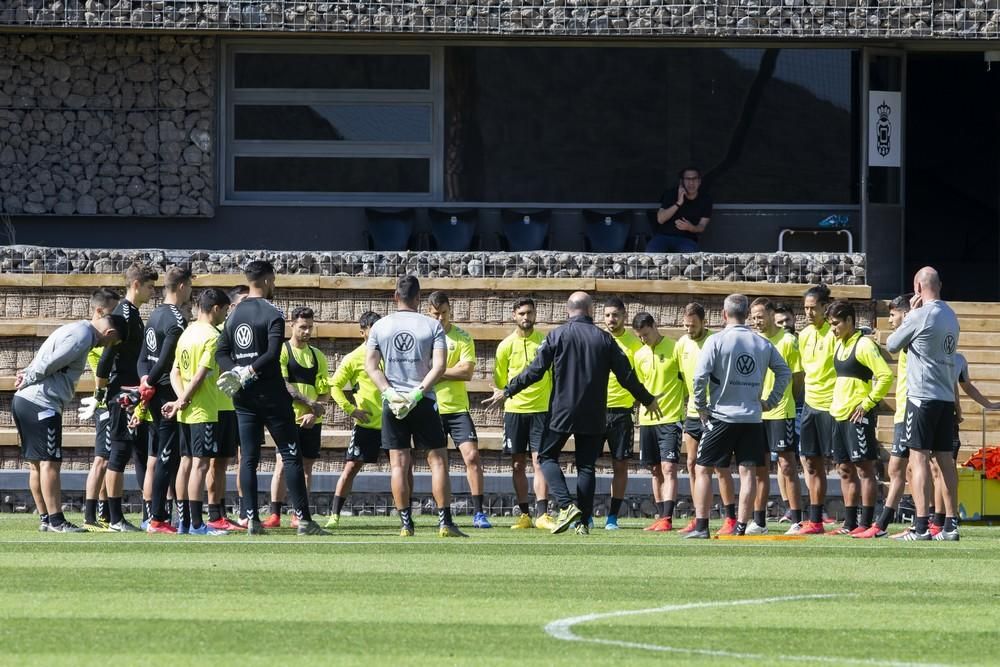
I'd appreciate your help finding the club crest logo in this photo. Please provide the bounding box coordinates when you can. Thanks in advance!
[876,100,892,157]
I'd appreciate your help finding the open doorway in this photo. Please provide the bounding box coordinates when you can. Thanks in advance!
[905,52,1000,302]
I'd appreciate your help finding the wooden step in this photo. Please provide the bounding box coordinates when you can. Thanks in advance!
[949,302,1000,317]
[877,316,1000,334]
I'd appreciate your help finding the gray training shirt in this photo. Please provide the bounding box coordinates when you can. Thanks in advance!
[885,300,960,405]
[16,320,100,413]
[693,324,791,423]
[367,310,447,398]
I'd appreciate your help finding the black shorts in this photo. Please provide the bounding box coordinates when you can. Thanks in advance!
[107,398,138,443]
[13,396,62,462]
[503,412,548,455]
[639,423,682,465]
[381,397,447,450]
[901,399,956,453]
[346,426,382,463]
[94,407,112,458]
[682,417,704,442]
[890,422,908,459]
[603,409,634,460]
[799,403,835,459]
[441,411,478,447]
[764,418,798,454]
[183,421,228,459]
[297,424,322,460]
[696,418,767,468]
[217,410,239,458]
[832,413,878,464]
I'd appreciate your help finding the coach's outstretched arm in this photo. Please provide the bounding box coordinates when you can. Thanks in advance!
[608,339,661,418]
[504,337,555,398]
[764,344,792,411]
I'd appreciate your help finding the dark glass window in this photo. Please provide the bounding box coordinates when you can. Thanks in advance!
[234,53,431,89]
[234,157,430,193]
[234,104,433,142]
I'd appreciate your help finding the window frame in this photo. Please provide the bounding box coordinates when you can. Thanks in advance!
[220,40,444,205]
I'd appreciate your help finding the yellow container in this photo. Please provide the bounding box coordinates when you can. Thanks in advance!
[957,468,983,520]
[982,478,1000,518]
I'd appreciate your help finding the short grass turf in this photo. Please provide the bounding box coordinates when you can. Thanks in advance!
[1,515,998,666]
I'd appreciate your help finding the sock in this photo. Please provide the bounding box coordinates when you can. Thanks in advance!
[399,507,413,529]
[471,495,483,514]
[914,515,929,534]
[270,501,283,517]
[518,502,529,514]
[791,508,802,524]
[85,499,98,524]
[944,516,959,532]
[48,512,66,527]
[208,504,222,522]
[928,505,935,517]
[180,500,191,527]
[657,501,667,517]
[143,500,152,523]
[238,496,245,519]
[333,495,347,515]
[735,521,747,536]
[664,500,676,518]
[39,512,49,525]
[438,507,453,526]
[695,517,709,532]
[809,504,823,524]
[97,500,109,523]
[191,501,204,529]
[753,510,766,528]
[860,506,875,529]
[932,512,945,528]
[535,499,548,517]
[876,506,895,530]
[109,497,124,525]
[844,506,858,530]
[609,497,623,517]
[725,503,736,520]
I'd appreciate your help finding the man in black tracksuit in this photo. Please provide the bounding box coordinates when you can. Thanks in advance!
[489,292,662,535]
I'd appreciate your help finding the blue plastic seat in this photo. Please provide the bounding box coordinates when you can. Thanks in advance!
[583,209,631,253]
[365,208,415,251]
[500,209,550,251]
[429,208,478,252]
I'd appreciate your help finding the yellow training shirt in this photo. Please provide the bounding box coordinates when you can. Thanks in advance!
[494,330,551,414]
[607,329,643,409]
[762,330,802,420]
[330,343,382,430]
[280,343,330,424]
[174,321,227,424]
[829,331,893,422]
[676,330,713,418]
[800,321,837,410]
[633,336,686,425]
[436,325,476,415]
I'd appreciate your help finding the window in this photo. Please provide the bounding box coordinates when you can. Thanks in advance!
[223,42,442,203]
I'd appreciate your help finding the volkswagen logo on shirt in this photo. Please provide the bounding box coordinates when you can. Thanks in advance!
[145,327,157,352]
[393,331,415,353]
[943,334,956,355]
[736,354,756,376]
[235,324,254,349]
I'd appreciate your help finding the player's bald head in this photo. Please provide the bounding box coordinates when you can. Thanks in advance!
[567,292,592,317]
[914,266,941,292]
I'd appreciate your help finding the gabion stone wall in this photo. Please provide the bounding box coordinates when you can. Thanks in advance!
[0,0,996,38]
[0,34,215,217]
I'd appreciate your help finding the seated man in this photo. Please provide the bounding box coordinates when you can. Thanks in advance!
[649,166,712,253]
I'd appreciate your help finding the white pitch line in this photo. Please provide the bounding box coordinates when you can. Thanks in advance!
[544,594,951,667]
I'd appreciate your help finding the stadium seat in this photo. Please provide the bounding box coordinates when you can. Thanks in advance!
[582,209,634,253]
[364,207,416,251]
[429,208,479,251]
[499,208,550,251]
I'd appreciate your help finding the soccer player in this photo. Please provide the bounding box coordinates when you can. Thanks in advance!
[96,263,157,532]
[365,276,462,537]
[795,283,837,535]
[885,267,961,541]
[748,297,804,535]
[686,294,791,539]
[601,296,643,530]
[826,300,893,536]
[632,312,687,532]
[486,292,661,535]
[327,311,383,528]
[163,287,232,535]
[15,290,123,532]
[774,303,797,338]
[216,261,327,536]
[264,307,330,528]
[427,291,491,529]
[675,303,738,536]
[493,298,553,530]
[139,266,192,534]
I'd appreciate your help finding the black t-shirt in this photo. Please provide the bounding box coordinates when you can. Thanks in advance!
[139,304,187,395]
[216,297,286,388]
[97,298,144,393]
[657,191,713,242]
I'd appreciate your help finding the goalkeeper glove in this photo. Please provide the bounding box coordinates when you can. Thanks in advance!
[78,396,98,421]
[382,388,412,419]
[138,376,156,405]
[216,366,256,397]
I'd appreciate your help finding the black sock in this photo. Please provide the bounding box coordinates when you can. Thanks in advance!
[944,516,959,532]
[657,501,667,517]
[270,501,283,517]
[725,503,737,520]
[238,496,245,519]
[535,499,548,517]
[333,495,347,515]
[399,507,413,529]
[809,504,823,524]
[664,500,676,518]
[472,495,484,514]
[438,507,453,526]
[109,497,124,525]
[791,508,802,524]
[191,501,204,529]
[932,512,945,528]
[208,504,222,522]
[518,502,529,514]
[844,506,858,530]
[143,500,152,523]
[97,500,109,523]
[860,506,875,529]
[610,497,624,516]
[39,512,49,525]
[735,521,747,536]
[877,506,895,530]
[85,499,98,524]
[48,512,66,527]
[695,517,709,532]
[914,515,929,533]
[180,500,191,527]
[927,505,935,517]
[753,510,766,528]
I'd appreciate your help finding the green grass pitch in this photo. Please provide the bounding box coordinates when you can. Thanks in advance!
[1,514,998,666]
